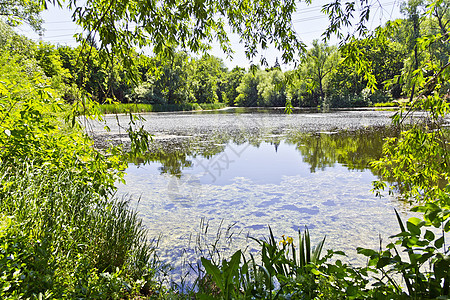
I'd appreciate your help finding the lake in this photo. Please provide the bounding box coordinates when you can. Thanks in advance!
[90,108,442,278]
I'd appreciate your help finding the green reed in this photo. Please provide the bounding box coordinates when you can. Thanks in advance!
[0,161,161,298]
[98,102,227,115]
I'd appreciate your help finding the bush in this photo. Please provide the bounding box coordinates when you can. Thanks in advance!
[0,49,161,298]
[128,82,167,105]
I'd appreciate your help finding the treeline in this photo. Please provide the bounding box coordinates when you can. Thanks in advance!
[2,0,449,110]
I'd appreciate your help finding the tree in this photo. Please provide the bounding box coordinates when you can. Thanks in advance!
[147,51,194,105]
[236,67,260,107]
[35,42,71,79]
[235,67,287,107]
[400,0,426,95]
[0,19,36,57]
[60,0,304,81]
[2,0,450,297]
[223,66,245,106]
[258,68,287,107]
[300,40,339,106]
[190,55,227,104]
[0,0,44,32]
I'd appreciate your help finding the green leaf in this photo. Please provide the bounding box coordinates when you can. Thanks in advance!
[407,217,423,227]
[311,268,321,275]
[433,256,450,280]
[376,256,391,268]
[434,236,444,248]
[223,250,241,287]
[394,209,406,233]
[406,221,421,236]
[424,230,435,241]
[201,257,224,291]
[357,248,377,257]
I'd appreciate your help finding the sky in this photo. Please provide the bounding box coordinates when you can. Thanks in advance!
[17,0,403,70]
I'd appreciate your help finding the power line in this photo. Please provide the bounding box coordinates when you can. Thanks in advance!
[43,28,82,32]
[292,15,327,23]
[44,33,80,38]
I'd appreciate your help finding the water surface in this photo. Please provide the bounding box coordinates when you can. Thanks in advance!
[90,108,437,274]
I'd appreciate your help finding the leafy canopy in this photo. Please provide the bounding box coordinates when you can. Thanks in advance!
[0,0,46,32]
[48,0,305,71]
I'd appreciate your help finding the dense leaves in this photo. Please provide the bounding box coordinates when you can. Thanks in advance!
[1,0,450,297]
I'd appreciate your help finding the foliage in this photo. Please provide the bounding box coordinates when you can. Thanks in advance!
[2,0,450,297]
[138,51,194,105]
[191,55,228,104]
[0,49,162,298]
[67,0,304,79]
[0,19,415,110]
[299,40,339,107]
[0,0,44,32]
[98,102,226,114]
[0,20,36,58]
[198,227,397,299]
[365,1,450,298]
[235,67,288,107]
[357,209,449,298]
[223,67,245,106]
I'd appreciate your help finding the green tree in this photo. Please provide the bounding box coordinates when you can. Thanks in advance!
[400,0,424,94]
[257,68,287,107]
[146,51,194,105]
[326,33,405,106]
[223,66,245,106]
[300,40,339,106]
[35,42,71,81]
[60,0,304,86]
[0,0,44,32]
[236,68,260,107]
[191,55,227,104]
[235,67,287,107]
[0,20,36,57]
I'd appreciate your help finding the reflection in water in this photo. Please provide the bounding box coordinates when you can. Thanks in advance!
[117,124,421,277]
[287,128,395,173]
[128,126,398,178]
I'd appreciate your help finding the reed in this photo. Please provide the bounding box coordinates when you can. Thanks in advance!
[98,102,227,114]
[0,161,160,298]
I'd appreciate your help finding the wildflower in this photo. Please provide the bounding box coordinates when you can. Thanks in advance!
[279,235,287,246]
[286,236,293,245]
[279,235,293,246]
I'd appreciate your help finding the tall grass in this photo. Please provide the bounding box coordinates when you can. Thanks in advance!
[98,102,227,114]
[0,160,161,298]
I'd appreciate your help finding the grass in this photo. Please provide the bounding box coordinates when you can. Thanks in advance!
[373,102,400,107]
[372,99,410,107]
[0,161,162,298]
[98,102,227,114]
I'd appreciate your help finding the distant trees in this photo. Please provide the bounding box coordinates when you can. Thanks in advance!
[191,55,227,104]
[143,51,193,105]
[223,67,245,106]
[300,40,339,106]
[3,0,449,110]
[235,67,287,107]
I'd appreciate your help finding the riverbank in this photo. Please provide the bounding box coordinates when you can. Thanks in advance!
[97,102,405,115]
[98,102,228,114]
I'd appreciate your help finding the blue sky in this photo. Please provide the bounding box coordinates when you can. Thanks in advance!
[18,0,402,70]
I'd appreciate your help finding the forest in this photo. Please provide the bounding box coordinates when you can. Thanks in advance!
[0,0,449,298]
[3,0,449,112]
